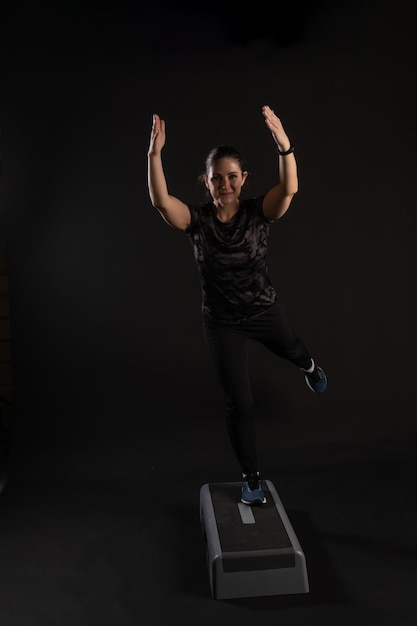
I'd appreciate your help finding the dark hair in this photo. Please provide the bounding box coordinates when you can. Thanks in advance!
[204,145,246,174]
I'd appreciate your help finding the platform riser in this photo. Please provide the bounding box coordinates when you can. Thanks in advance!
[200,480,309,600]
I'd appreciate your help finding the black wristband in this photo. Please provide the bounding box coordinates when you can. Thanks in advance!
[277,146,295,156]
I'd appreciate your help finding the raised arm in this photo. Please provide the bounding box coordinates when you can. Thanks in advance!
[147,114,191,230]
[261,105,299,222]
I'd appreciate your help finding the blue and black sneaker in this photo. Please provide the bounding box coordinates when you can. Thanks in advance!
[304,364,327,394]
[241,472,266,506]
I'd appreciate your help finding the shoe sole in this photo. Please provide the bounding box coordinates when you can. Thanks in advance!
[241,496,267,505]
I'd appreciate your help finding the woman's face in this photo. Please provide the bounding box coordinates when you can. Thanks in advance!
[204,157,248,206]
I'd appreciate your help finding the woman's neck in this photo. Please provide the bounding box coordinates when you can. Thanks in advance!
[212,200,240,223]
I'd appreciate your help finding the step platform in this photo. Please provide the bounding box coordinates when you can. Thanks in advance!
[199,480,309,600]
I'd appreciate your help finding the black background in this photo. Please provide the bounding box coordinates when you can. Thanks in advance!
[0,1,416,624]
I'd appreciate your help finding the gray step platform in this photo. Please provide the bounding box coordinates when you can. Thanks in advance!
[199,480,309,600]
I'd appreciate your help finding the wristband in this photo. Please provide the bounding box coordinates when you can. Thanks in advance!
[277,146,295,156]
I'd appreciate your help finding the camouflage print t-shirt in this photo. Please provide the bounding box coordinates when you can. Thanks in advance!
[185,196,277,323]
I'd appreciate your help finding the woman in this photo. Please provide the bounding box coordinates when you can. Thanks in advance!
[147,105,327,505]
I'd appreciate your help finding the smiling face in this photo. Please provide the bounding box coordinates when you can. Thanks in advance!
[204,157,248,208]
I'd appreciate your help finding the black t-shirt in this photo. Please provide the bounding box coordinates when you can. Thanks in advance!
[185,196,277,323]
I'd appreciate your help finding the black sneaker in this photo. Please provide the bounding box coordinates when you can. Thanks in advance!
[304,365,327,393]
[241,472,266,505]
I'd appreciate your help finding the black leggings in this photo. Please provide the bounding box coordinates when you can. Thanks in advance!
[202,300,312,475]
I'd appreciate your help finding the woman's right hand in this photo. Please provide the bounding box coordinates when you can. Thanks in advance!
[148,113,166,156]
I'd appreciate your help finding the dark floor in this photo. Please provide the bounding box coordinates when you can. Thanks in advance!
[1,409,416,626]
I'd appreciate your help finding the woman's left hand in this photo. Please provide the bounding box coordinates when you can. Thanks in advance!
[262,105,291,153]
